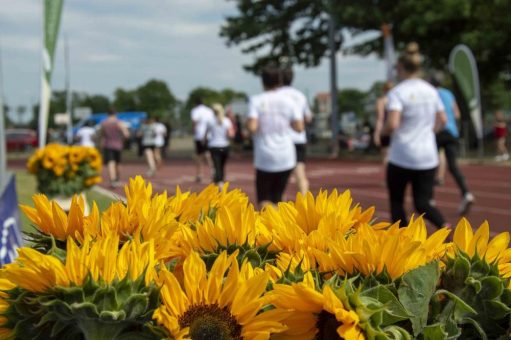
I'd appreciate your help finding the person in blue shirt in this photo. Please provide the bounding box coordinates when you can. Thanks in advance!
[430,76,474,216]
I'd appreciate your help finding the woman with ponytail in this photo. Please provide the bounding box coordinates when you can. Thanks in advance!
[205,103,235,186]
[384,43,448,228]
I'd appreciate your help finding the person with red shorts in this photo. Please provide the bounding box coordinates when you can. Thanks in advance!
[494,111,509,161]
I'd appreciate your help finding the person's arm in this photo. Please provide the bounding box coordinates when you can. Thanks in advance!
[291,119,304,132]
[119,122,130,139]
[227,120,235,138]
[384,110,401,135]
[452,102,461,120]
[246,118,258,134]
[435,110,448,132]
[373,97,386,146]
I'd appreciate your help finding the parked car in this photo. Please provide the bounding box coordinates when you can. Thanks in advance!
[6,129,38,152]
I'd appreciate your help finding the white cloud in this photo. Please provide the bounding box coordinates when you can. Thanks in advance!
[1,0,385,108]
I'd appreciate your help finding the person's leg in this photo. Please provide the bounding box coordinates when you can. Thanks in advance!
[293,163,309,195]
[411,168,446,228]
[144,148,156,176]
[108,160,116,183]
[270,169,293,204]
[219,148,229,183]
[154,147,163,168]
[436,149,446,185]
[256,169,273,208]
[386,163,410,226]
[210,148,222,183]
[444,140,468,196]
[194,141,203,181]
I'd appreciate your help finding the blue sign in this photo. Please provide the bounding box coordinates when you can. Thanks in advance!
[0,175,23,266]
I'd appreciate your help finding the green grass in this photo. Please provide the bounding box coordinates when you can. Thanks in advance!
[14,171,116,233]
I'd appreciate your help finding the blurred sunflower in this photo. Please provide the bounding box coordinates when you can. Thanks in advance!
[153,251,287,340]
[451,218,511,285]
[314,217,450,280]
[268,272,364,340]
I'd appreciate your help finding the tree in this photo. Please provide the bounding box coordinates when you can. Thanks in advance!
[338,88,366,117]
[221,1,511,108]
[136,79,177,118]
[113,88,138,112]
[80,94,111,113]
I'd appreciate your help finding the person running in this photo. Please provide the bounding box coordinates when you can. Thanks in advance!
[373,81,394,169]
[494,110,509,161]
[153,117,168,168]
[191,98,214,182]
[431,76,475,215]
[246,65,304,207]
[384,43,447,228]
[206,103,235,187]
[100,108,129,188]
[279,67,313,195]
[140,117,157,177]
[76,120,97,147]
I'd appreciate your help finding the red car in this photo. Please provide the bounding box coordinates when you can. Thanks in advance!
[6,129,38,152]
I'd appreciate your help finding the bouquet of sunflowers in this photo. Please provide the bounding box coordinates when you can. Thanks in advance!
[0,176,509,339]
[27,143,102,198]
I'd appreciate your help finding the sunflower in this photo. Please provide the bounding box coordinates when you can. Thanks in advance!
[314,217,450,280]
[268,272,364,340]
[20,194,89,242]
[0,279,15,339]
[0,235,157,292]
[153,251,287,339]
[451,218,511,285]
[84,175,102,187]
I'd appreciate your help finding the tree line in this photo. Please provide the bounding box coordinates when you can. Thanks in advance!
[5,79,247,130]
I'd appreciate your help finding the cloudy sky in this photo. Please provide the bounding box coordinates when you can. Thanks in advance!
[1,0,385,120]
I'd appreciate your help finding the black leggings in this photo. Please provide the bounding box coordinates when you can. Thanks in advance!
[386,163,445,228]
[437,131,469,196]
[256,169,293,204]
[209,147,229,183]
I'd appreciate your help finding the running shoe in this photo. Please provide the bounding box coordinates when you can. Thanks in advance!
[458,192,475,216]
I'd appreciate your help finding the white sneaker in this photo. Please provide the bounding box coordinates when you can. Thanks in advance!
[459,192,475,216]
[502,153,510,161]
[495,155,503,162]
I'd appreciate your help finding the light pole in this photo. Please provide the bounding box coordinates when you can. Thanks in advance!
[328,8,339,156]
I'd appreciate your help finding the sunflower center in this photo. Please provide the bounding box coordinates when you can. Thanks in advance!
[178,303,242,340]
[316,310,342,340]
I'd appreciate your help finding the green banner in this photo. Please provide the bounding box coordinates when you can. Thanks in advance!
[43,0,64,80]
[39,0,64,147]
[448,45,483,140]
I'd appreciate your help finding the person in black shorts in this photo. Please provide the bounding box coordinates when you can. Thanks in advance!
[191,98,214,182]
[246,65,304,207]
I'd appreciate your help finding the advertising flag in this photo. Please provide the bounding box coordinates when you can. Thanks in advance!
[38,0,64,147]
[449,45,483,141]
[0,175,23,266]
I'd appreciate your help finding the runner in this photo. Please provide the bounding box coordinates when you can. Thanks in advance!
[191,98,214,182]
[99,108,129,188]
[384,43,447,228]
[246,65,304,207]
[139,117,157,177]
[75,120,96,147]
[430,76,475,215]
[279,67,313,195]
[153,117,168,168]
[494,110,509,161]
[206,103,234,187]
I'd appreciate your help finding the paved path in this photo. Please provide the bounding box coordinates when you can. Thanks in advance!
[102,155,511,235]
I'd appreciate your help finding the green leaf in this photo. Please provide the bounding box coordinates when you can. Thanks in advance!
[433,289,477,317]
[483,300,511,320]
[479,276,503,300]
[360,285,411,325]
[397,262,440,336]
[460,317,488,340]
[422,323,448,340]
[92,286,119,311]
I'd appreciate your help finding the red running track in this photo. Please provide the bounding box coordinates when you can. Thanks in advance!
[101,155,511,235]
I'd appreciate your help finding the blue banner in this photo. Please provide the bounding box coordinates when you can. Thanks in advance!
[0,174,23,266]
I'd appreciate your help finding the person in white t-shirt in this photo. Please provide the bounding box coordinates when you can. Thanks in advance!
[191,99,214,182]
[247,65,304,207]
[76,121,97,147]
[205,103,235,186]
[384,43,447,228]
[279,67,313,195]
[153,118,167,169]
[139,117,157,177]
